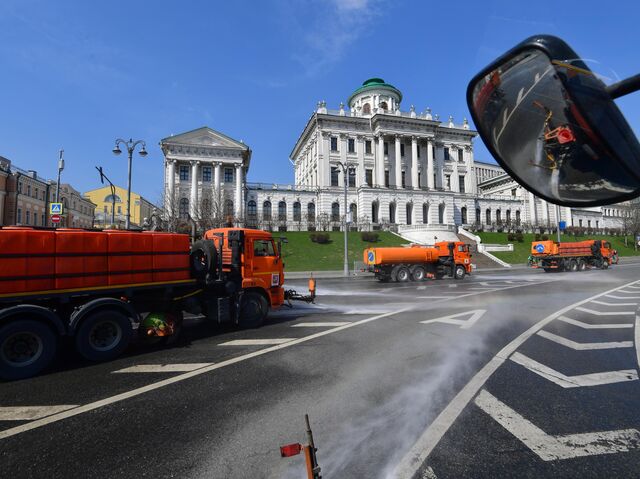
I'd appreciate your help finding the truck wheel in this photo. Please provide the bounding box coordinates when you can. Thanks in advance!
[578,260,587,271]
[75,311,132,362]
[190,240,218,281]
[602,260,609,270]
[239,292,269,329]
[454,265,466,280]
[396,266,411,282]
[569,260,578,272]
[0,320,57,381]
[411,266,426,282]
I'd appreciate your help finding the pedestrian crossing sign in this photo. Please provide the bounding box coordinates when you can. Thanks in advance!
[50,202,63,215]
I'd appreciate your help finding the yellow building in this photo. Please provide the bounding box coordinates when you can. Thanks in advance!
[84,185,157,228]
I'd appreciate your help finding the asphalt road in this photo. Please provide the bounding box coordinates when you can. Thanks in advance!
[1,264,640,478]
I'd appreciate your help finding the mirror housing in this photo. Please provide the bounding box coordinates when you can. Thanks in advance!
[467,34,640,207]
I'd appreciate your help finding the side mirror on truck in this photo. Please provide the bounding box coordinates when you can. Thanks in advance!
[467,34,640,207]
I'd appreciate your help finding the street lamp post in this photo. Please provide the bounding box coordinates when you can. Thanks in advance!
[96,166,117,227]
[112,138,147,229]
[54,149,65,228]
[336,161,355,277]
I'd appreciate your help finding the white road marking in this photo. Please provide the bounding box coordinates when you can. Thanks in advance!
[536,330,633,350]
[636,315,640,370]
[591,300,638,307]
[420,310,486,330]
[469,287,496,291]
[393,279,640,478]
[219,339,295,346]
[510,352,638,387]
[421,466,438,479]
[575,306,635,316]
[558,315,633,329]
[606,294,640,299]
[417,286,427,290]
[113,364,213,373]
[417,296,457,299]
[616,289,640,294]
[474,389,640,461]
[291,322,351,327]
[0,405,79,421]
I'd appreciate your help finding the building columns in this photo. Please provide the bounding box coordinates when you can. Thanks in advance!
[235,164,243,220]
[464,147,476,194]
[356,136,365,187]
[394,135,402,188]
[451,156,460,192]
[426,139,434,189]
[166,159,175,217]
[214,162,221,194]
[376,135,385,187]
[434,143,444,189]
[189,161,199,218]
[411,136,419,189]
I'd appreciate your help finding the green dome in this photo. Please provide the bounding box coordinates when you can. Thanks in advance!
[347,78,403,106]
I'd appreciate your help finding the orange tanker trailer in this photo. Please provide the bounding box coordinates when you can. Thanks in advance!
[529,239,617,272]
[363,241,473,282]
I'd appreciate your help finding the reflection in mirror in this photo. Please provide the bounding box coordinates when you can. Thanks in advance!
[470,48,640,204]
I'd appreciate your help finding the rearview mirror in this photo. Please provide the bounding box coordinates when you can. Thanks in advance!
[467,34,640,206]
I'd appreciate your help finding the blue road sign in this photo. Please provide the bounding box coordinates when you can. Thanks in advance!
[535,244,545,253]
[559,221,566,230]
[367,251,375,263]
[50,202,63,215]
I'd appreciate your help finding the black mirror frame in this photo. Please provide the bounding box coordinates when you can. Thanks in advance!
[467,34,640,207]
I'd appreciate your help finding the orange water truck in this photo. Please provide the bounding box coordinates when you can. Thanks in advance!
[529,239,616,272]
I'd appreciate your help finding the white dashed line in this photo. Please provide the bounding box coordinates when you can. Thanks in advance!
[219,339,295,346]
[0,405,79,421]
[510,352,638,387]
[558,316,634,329]
[113,364,213,373]
[474,389,640,461]
[536,330,633,350]
[291,322,352,327]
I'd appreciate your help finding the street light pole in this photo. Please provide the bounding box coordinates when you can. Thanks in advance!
[555,204,562,243]
[54,149,65,228]
[112,138,148,229]
[96,166,117,227]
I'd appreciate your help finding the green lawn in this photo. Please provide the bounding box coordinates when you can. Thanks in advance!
[476,232,640,265]
[279,231,409,271]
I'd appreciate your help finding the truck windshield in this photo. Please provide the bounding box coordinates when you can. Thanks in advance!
[254,240,276,257]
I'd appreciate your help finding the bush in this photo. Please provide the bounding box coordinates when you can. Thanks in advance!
[542,235,549,241]
[515,232,524,243]
[507,233,515,241]
[361,232,379,242]
[309,232,331,244]
[534,233,541,241]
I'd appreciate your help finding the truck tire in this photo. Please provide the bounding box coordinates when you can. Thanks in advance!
[75,310,132,362]
[454,265,466,280]
[578,259,587,271]
[396,266,411,282]
[411,265,426,282]
[602,260,609,270]
[0,320,57,381]
[239,292,269,329]
[568,260,578,272]
[190,240,218,281]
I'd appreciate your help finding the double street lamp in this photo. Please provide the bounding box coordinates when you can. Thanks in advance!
[336,161,356,277]
[112,138,147,229]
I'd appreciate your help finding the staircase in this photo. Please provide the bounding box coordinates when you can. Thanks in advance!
[457,231,510,270]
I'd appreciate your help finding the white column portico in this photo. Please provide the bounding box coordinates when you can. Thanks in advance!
[376,135,385,187]
[190,161,199,218]
[214,162,221,193]
[451,157,460,192]
[235,164,243,220]
[435,143,444,189]
[394,135,402,188]
[427,139,434,189]
[528,191,538,225]
[166,160,175,214]
[411,136,419,189]
[356,136,365,187]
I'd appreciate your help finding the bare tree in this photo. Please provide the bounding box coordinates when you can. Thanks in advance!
[619,200,640,249]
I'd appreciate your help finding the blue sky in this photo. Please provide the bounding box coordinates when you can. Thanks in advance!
[1,0,638,204]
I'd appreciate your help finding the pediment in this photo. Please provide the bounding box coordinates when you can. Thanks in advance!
[161,126,248,150]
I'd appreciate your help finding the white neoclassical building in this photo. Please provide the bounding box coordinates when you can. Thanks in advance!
[160,79,632,235]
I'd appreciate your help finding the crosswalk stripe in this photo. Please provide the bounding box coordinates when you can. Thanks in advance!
[218,338,295,346]
[558,315,633,329]
[536,330,633,350]
[575,306,635,316]
[591,300,638,307]
[291,322,351,328]
[113,363,213,373]
[0,405,79,421]
[474,389,640,461]
[510,352,638,387]
[606,294,640,299]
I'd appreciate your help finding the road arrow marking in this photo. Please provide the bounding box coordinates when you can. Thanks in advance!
[591,300,638,307]
[558,315,633,329]
[536,330,633,350]
[575,306,635,316]
[292,322,351,327]
[0,405,79,421]
[113,363,213,373]
[219,338,295,346]
[510,352,638,387]
[420,309,486,329]
[474,389,640,461]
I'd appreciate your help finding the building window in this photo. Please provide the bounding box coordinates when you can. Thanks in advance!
[365,140,372,154]
[27,185,31,196]
[516,210,521,224]
[263,201,272,221]
[42,191,45,200]
[224,168,234,183]
[389,203,396,223]
[406,203,412,225]
[26,211,30,224]
[18,182,22,194]
[348,138,355,153]
[202,166,211,182]
[417,146,421,158]
[372,202,379,223]
[401,171,406,188]
[446,175,451,190]
[307,203,315,222]
[293,202,301,222]
[348,167,356,187]
[349,203,357,223]
[444,147,450,162]
[438,204,445,224]
[400,144,405,157]
[179,198,189,219]
[459,176,465,193]
[385,171,390,188]
[511,188,517,197]
[380,101,388,111]
[384,142,389,155]
[330,137,338,151]
[596,220,599,229]
[418,172,422,186]
[496,210,502,224]
[506,210,511,223]
[278,201,287,221]
[458,149,464,162]
[363,103,371,114]
[579,219,583,227]
[365,169,373,186]
[42,214,46,226]
[104,206,108,213]
[587,220,591,228]
[117,206,122,214]
[247,200,257,217]
[433,173,437,188]
[423,203,429,224]
[486,209,491,224]
[179,166,189,181]
[35,187,38,198]
[17,209,21,223]
[476,208,481,224]
[331,202,340,222]
[331,167,339,187]
[461,207,467,224]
